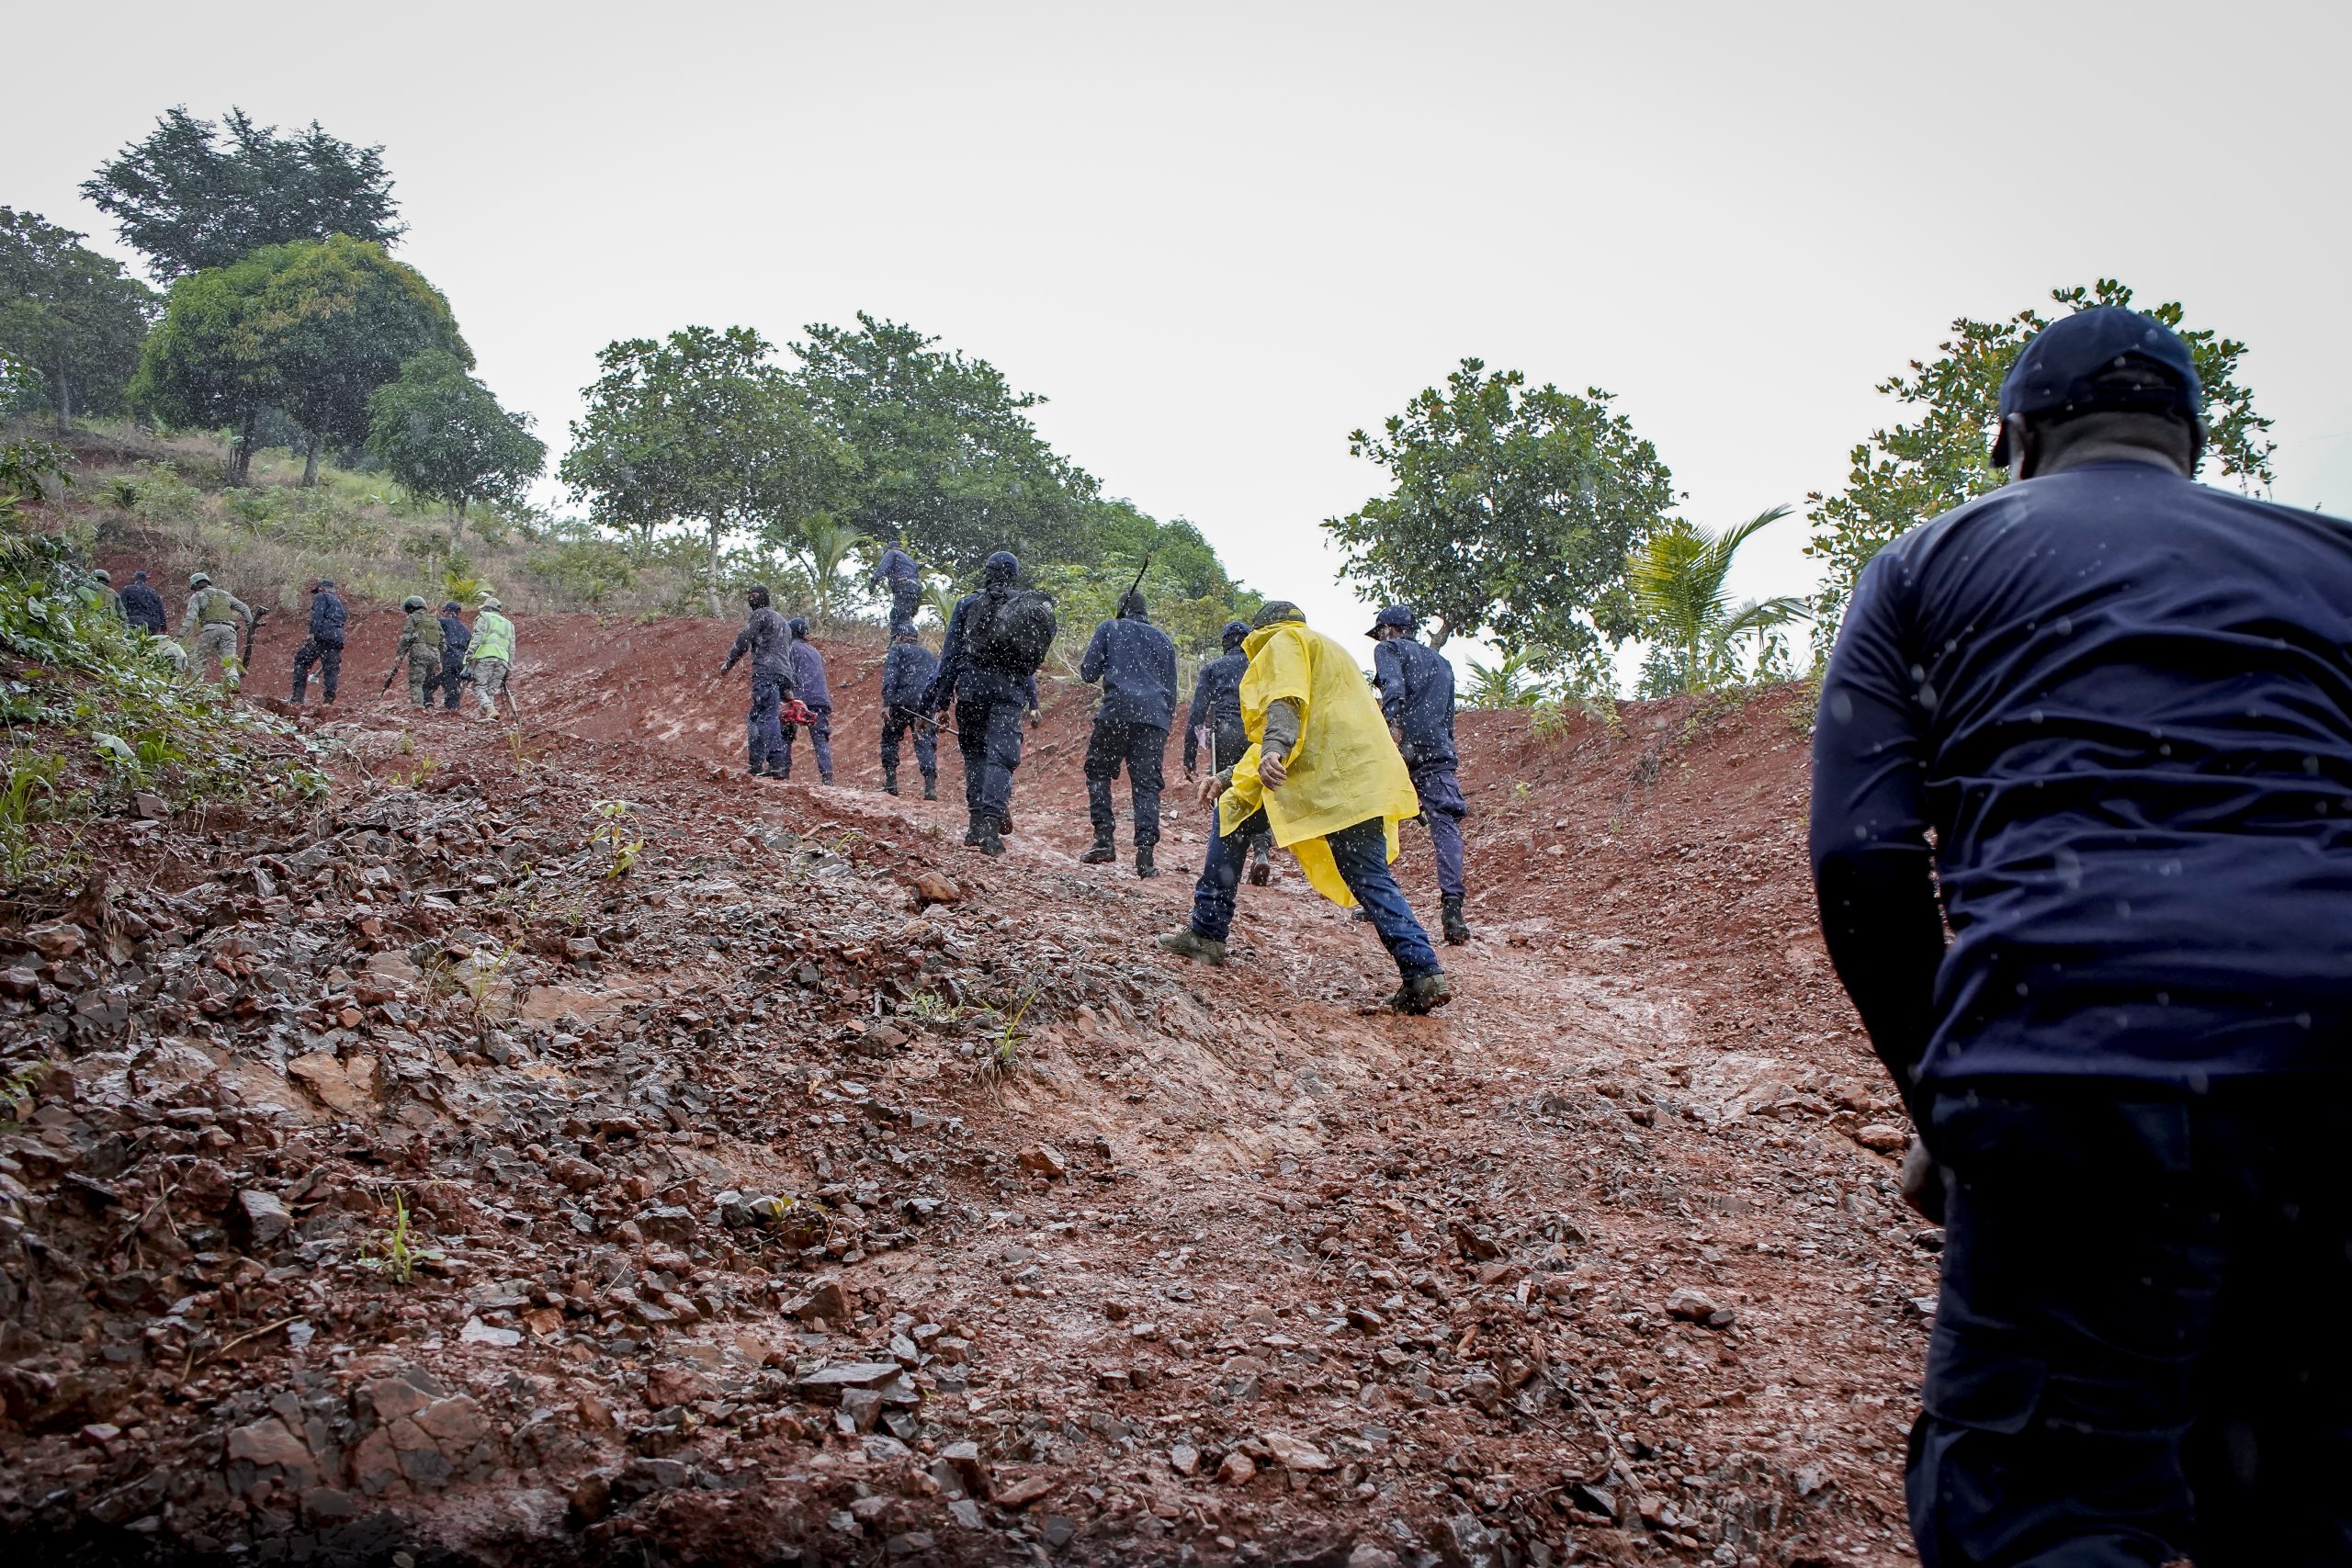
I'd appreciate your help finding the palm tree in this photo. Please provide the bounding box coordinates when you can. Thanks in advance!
[1461,648,1550,709]
[920,576,959,632]
[797,513,870,628]
[1627,504,1809,694]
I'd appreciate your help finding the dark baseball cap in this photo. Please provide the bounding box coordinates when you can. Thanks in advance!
[1991,306,2202,467]
[1365,604,1417,638]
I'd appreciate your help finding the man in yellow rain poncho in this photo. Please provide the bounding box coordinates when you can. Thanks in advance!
[1157,602,1453,1014]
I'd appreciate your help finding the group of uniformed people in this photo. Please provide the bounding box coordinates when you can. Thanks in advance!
[718,545,1472,1013]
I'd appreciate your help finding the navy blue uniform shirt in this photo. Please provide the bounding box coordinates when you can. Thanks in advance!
[923,590,1040,714]
[437,614,469,661]
[724,606,795,684]
[1182,649,1249,769]
[308,590,346,647]
[1373,637,1459,769]
[1812,459,2352,1089]
[883,640,939,712]
[1079,615,1178,730]
[789,638,831,710]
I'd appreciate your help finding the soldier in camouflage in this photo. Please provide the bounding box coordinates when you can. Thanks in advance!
[394,595,445,708]
[183,571,254,689]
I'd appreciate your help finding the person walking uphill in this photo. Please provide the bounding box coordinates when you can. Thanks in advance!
[869,541,923,636]
[466,597,516,720]
[420,602,470,711]
[1159,602,1450,1013]
[780,618,833,784]
[183,572,254,689]
[1811,307,2352,1568]
[719,584,794,776]
[1371,606,1471,943]
[923,550,1055,856]
[290,578,346,705]
[1184,619,1273,884]
[392,595,444,708]
[879,628,939,799]
[119,569,167,636]
[1078,591,1177,877]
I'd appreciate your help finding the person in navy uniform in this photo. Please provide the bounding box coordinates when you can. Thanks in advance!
[1369,604,1470,943]
[1812,306,2352,1566]
[1076,591,1177,877]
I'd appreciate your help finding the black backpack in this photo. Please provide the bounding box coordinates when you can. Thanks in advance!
[965,587,1057,677]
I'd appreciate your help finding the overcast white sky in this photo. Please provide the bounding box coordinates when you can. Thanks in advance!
[11,1,2350,674]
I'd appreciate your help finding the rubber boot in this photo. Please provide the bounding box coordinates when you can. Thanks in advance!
[1386,973,1453,1015]
[820,772,834,786]
[972,812,1005,856]
[1135,845,1157,879]
[1080,830,1116,864]
[882,767,899,796]
[922,773,937,801]
[1442,895,1471,945]
[1248,845,1272,886]
[963,814,983,847]
[998,809,1016,839]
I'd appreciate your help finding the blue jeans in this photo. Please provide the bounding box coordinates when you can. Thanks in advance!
[1192,813,1442,979]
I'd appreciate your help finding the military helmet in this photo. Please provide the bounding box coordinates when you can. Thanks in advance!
[479,595,501,611]
[188,571,211,589]
[401,594,426,611]
[91,569,111,585]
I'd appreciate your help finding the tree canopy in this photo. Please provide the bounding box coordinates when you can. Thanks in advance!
[1325,358,1676,666]
[367,349,546,540]
[794,313,1096,577]
[561,326,854,615]
[130,236,465,484]
[0,209,158,427]
[82,107,402,280]
[1805,279,2276,641]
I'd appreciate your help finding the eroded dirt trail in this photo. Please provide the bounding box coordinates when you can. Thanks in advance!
[3,617,1933,1567]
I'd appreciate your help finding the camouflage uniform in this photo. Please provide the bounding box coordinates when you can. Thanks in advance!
[394,606,445,707]
[183,584,253,689]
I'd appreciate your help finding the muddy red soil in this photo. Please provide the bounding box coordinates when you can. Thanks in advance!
[2,606,1933,1567]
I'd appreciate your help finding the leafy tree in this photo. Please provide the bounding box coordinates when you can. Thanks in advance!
[81,107,402,280]
[1325,358,1675,667]
[1032,502,1261,662]
[129,236,465,485]
[794,313,1095,576]
[367,349,545,541]
[561,326,854,615]
[1627,505,1807,695]
[1806,279,2276,644]
[0,210,159,426]
[792,513,870,626]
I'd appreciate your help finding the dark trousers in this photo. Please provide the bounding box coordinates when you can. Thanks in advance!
[881,709,937,779]
[888,578,922,636]
[1085,718,1168,848]
[955,696,1025,819]
[781,705,832,779]
[290,637,342,703]
[422,652,467,710]
[1911,1083,2352,1567]
[1409,761,1467,898]
[746,675,786,771]
[1191,813,1441,980]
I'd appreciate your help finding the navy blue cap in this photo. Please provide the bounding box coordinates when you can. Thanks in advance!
[1365,604,1418,639]
[1221,619,1250,649]
[787,616,809,639]
[1992,307,2201,467]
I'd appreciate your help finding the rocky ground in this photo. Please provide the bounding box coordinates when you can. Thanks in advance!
[1,609,1937,1566]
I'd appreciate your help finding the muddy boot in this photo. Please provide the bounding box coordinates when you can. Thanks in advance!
[963,814,983,847]
[1156,926,1227,965]
[1080,830,1116,864]
[1248,846,1272,886]
[1386,973,1453,1015]
[882,767,899,795]
[972,813,1005,856]
[998,809,1016,839]
[820,773,834,786]
[922,773,937,801]
[1442,895,1471,945]
[1135,845,1157,879]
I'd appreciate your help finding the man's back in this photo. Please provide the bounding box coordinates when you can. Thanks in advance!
[1190,650,1247,732]
[1081,616,1176,729]
[883,641,937,708]
[1374,637,1458,767]
[1815,459,2352,1082]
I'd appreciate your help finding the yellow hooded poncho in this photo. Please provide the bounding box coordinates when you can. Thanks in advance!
[1216,619,1423,908]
